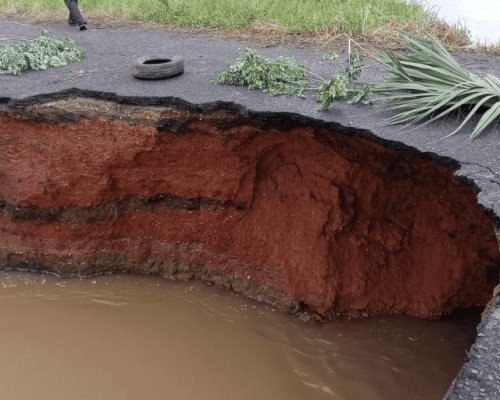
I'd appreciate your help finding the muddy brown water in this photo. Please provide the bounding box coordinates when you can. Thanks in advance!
[0,272,477,400]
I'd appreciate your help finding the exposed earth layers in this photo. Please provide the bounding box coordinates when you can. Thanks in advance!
[1,94,498,319]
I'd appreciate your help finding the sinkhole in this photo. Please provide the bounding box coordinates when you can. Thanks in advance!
[0,92,499,399]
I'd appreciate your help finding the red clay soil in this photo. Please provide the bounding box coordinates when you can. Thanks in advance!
[0,114,499,319]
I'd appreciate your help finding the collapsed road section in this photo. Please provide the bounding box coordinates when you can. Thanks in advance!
[0,91,499,320]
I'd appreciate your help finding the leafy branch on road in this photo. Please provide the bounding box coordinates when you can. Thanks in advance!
[375,32,500,139]
[316,51,372,111]
[0,29,84,75]
[215,48,309,96]
[215,47,371,111]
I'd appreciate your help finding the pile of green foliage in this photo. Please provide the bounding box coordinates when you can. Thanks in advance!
[215,48,371,111]
[215,48,309,96]
[376,32,500,139]
[0,30,84,75]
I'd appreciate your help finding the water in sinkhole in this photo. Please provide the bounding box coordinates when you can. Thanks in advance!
[0,271,477,400]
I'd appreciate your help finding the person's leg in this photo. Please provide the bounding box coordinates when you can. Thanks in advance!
[64,0,87,27]
[67,0,75,26]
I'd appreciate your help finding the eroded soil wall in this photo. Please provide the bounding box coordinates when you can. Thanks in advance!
[0,98,499,319]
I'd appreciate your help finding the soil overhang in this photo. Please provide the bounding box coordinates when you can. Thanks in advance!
[0,90,498,317]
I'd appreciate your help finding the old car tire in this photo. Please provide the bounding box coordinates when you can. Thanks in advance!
[132,55,184,80]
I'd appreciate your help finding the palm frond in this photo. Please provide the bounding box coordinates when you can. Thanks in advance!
[375,32,500,139]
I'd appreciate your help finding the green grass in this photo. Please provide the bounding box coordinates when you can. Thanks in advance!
[0,0,431,32]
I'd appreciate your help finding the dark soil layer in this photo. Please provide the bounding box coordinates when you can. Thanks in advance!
[0,97,499,319]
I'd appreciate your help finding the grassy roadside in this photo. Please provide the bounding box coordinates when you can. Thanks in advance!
[0,0,432,31]
[0,0,471,49]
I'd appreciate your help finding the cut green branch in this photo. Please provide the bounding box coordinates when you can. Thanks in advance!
[0,29,84,75]
[215,47,371,111]
[215,48,309,97]
[375,32,500,139]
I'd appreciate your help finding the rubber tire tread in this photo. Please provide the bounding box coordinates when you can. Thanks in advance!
[132,55,184,80]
